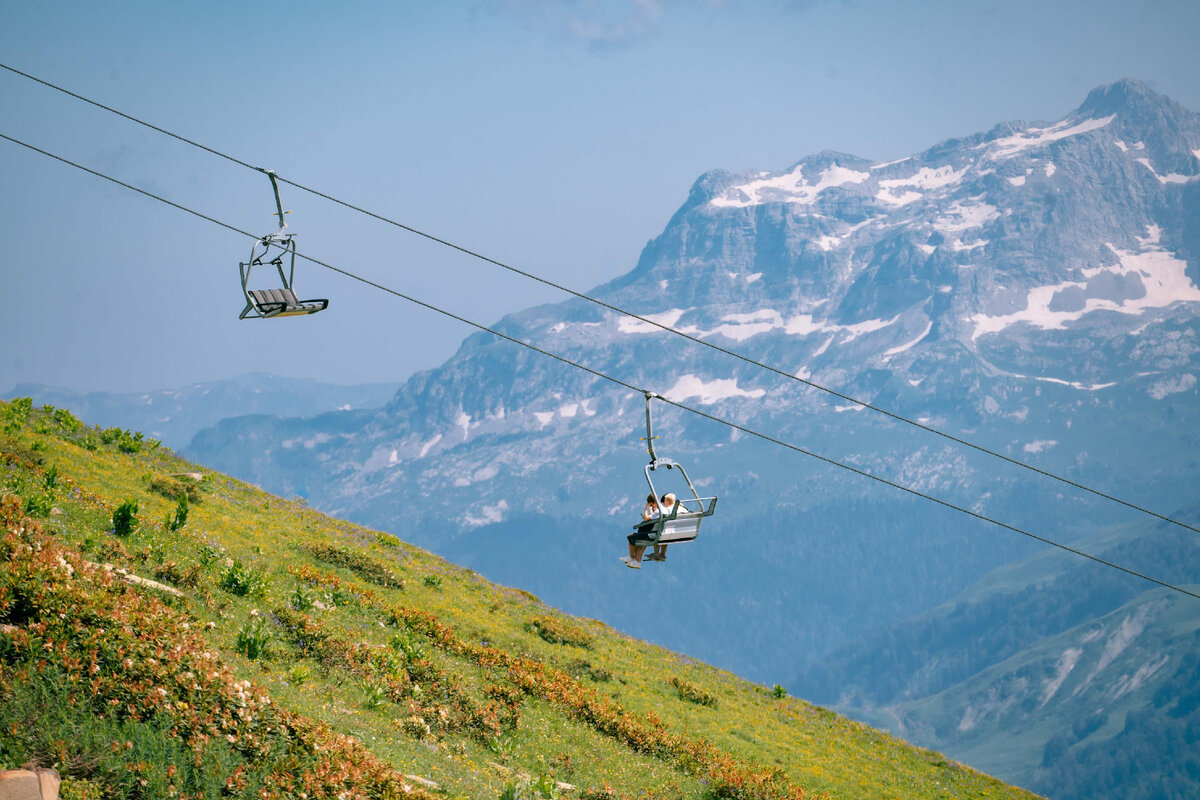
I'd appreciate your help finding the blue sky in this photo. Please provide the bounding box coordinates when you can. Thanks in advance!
[3,0,1199,392]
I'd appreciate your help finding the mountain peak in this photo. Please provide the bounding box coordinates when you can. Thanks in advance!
[1077,78,1173,117]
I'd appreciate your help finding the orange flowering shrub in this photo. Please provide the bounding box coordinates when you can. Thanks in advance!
[273,606,518,741]
[378,596,812,799]
[0,496,436,800]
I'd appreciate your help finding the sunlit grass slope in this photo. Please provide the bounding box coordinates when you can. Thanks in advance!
[0,398,1039,800]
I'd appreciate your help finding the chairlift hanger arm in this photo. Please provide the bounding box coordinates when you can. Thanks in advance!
[642,391,660,463]
[259,168,288,234]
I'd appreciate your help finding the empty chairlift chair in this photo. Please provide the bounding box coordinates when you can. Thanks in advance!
[239,169,328,320]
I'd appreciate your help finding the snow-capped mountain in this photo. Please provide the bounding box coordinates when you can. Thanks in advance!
[187,77,1200,701]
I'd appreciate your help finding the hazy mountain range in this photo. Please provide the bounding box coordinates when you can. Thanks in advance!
[3,373,401,450]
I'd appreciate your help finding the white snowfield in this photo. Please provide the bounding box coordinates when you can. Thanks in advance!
[1135,157,1193,184]
[704,310,783,341]
[1148,373,1197,400]
[876,165,967,206]
[710,163,870,208]
[970,226,1200,340]
[981,114,1116,160]
[933,198,1000,234]
[617,308,693,335]
[663,374,765,405]
[882,319,933,357]
[462,499,508,529]
[616,306,901,346]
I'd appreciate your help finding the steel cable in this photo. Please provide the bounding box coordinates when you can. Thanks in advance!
[4,61,1198,537]
[4,129,1197,602]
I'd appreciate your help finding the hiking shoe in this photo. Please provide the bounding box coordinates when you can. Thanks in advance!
[647,553,665,562]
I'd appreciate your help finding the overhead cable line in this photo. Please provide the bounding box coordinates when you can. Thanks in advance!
[4,129,1198,604]
[5,61,1196,538]
[5,63,1197,537]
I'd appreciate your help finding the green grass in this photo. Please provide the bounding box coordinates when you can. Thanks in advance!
[0,399,1041,799]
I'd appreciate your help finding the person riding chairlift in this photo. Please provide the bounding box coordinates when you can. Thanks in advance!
[648,493,678,562]
[621,492,678,569]
[621,493,658,569]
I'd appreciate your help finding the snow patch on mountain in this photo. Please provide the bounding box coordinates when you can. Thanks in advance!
[1148,373,1197,399]
[813,220,872,251]
[462,499,508,529]
[1032,376,1116,391]
[982,114,1116,159]
[785,313,900,340]
[882,319,933,357]
[706,310,784,341]
[419,434,442,458]
[876,165,968,205]
[282,433,332,450]
[711,164,870,208]
[970,227,1200,339]
[933,198,1000,233]
[618,308,692,334]
[1135,157,1193,184]
[663,374,765,404]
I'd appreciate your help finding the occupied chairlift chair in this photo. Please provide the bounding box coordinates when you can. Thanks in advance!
[629,392,717,547]
[239,169,329,320]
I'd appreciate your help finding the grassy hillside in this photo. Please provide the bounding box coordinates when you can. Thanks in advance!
[0,397,1037,800]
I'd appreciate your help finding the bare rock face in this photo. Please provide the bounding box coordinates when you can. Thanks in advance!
[0,769,60,800]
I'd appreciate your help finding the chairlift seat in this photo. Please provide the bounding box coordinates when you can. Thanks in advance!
[244,287,328,318]
[628,467,717,548]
